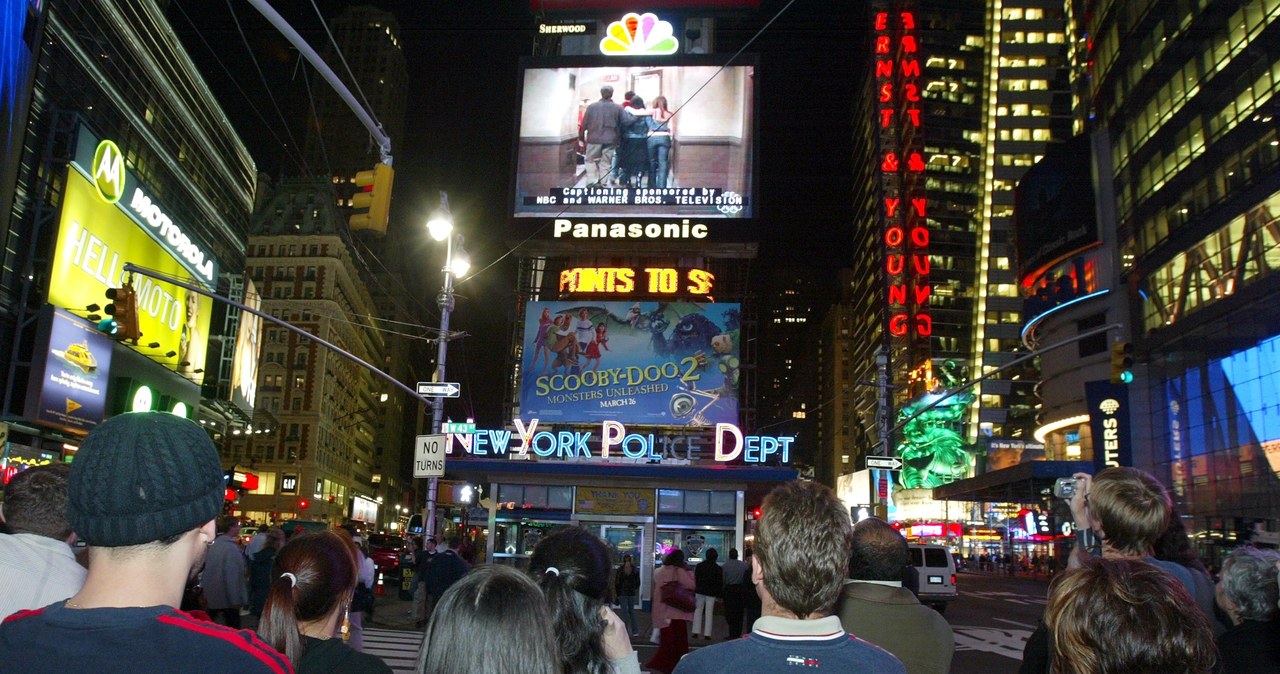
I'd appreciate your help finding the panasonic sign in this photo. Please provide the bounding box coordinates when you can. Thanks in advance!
[553,218,708,240]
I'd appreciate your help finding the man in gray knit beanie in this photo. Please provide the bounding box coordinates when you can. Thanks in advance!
[0,412,292,673]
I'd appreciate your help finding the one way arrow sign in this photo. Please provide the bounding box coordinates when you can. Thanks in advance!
[416,382,461,398]
[865,455,903,470]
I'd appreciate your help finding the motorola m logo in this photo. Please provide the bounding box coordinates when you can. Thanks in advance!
[1099,398,1120,415]
[92,140,126,204]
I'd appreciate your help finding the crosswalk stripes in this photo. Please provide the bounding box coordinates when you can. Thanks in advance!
[363,627,424,673]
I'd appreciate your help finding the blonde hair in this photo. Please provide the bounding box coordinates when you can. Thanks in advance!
[1088,467,1170,555]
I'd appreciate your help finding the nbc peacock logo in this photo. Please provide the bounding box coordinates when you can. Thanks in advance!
[600,13,679,55]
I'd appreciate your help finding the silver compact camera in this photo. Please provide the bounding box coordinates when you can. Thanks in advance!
[1053,477,1079,500]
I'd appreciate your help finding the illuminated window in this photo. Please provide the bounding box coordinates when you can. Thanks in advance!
[1027,32,1044,44]
[1047,32,1064,44]
[1029,80,1050,90]
[245,473,276,495]
[1002,8,1023,20]
[1025,8,1043,20]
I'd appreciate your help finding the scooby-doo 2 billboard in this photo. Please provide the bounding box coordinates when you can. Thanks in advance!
[520,301,740,426]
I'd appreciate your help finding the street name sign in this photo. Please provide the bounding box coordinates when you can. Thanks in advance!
[416,382,460,398]
[865,455,903,471]
[414,434,447,478]
[442,421,476,434]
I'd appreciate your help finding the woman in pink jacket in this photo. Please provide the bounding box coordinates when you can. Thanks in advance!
[646,549,695,673]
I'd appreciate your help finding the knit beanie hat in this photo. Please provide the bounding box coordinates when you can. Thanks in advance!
[68,412,225,547]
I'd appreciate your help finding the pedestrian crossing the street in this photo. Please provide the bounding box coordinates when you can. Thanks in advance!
[364,627,423,673]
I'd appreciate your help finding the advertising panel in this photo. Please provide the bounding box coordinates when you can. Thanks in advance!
[230,278,263,413]
[519,300,740,426]
[25,308,114,433]
[49,169,213,381]
[351,496,378,523]
[512,56,756,220]
[1085,380,1132,471]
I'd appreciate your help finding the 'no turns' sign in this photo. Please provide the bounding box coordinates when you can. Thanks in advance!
[414,434,447,478]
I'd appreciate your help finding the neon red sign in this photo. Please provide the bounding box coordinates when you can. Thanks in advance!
[877,8,930,342]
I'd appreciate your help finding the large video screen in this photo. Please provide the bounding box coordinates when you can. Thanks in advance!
[519,301,741,426]
[512,56,756,219]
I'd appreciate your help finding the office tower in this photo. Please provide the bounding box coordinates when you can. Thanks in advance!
[1090,0,1280,540]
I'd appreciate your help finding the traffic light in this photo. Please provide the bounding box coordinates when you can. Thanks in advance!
[349,163,394,235]
[1109,341,1134,384]
[298,498,309,510]
[98,282,141,343]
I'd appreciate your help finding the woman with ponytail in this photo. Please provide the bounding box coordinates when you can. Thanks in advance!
[256,530,391,674]
[528,526,639,674]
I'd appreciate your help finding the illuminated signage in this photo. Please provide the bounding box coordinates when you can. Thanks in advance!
[26,308,114,433]
[130,385,154,413]
[75,126,217,286]
[1085,381,1132,470]
[876,9,930,344]
[446,419,791,464]
[92,139,125,204]
[559,266,714,296]
[50,171,214,379]
[281,474,298,494]
[125,188,214,284]
[514,60,755,220]
[539,21,595,34]
[520,301,740,426]
[600,12,678,55]
[553,219,709,239]
[351,495,378,523]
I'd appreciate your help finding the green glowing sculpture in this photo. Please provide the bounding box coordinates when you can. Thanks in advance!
[895,360,975,489]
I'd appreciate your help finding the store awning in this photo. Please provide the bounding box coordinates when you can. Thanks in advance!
[931,460,1093,503]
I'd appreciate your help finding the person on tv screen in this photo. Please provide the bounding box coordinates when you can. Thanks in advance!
[578,86,628,190]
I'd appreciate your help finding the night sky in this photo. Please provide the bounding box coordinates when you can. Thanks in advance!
[168,0,862,424]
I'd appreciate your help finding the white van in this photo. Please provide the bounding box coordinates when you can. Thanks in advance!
[908,543,958,612]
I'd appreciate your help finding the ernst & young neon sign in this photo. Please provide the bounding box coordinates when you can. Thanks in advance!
[446,420,792,465]
[875,10,931,339]
[560,266,714,296]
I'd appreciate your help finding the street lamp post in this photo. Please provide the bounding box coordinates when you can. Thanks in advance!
[424,193,469,542]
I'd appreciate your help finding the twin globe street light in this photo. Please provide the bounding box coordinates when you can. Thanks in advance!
[422,193,469,541]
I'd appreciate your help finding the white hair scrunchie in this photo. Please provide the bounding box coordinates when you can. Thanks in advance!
[545,567,560,576]
[281,572,298,587]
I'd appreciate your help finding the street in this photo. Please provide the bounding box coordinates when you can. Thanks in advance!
[945,571,1048,673]
[364,568,1050,673]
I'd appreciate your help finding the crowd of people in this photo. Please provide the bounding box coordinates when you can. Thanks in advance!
[2,411,1279,673]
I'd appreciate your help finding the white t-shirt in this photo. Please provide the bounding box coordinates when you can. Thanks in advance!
[0,533,86,620]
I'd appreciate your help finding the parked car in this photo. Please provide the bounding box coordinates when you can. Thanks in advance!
[908,543,958,613]
[367,534,407,576]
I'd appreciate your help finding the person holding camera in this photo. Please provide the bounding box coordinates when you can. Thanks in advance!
[1019,467,1217,673]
